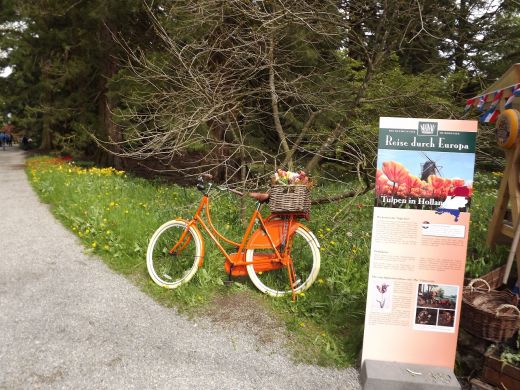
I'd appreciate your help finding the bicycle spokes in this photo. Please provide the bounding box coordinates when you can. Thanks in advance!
[150,223,200,284]
[169,228,192,255]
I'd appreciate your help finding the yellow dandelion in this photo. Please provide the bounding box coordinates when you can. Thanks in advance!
[92,242,97,248]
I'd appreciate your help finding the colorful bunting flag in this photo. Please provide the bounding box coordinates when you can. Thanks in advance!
[464,98,476,113]
[505,83,520,109]
[480,108,500,123]
[479,90,503,123]
[466,83,519,117]
[515,83,520,97]
[490,90,503,109]
[476,95,487,112]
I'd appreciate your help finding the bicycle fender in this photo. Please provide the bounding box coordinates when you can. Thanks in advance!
[175,218,205,267]
[246,220,306,250]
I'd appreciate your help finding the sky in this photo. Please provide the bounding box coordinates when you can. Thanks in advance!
[1,67,12,77]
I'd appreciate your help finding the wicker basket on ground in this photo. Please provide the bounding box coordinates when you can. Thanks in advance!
[269,185,311,215]
[461,279,520,342]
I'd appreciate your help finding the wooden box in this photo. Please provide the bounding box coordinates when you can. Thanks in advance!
[481,354,520,389]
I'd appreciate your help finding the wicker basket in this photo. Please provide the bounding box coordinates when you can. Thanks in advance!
[269,185,311,214]
[461,279,520,342]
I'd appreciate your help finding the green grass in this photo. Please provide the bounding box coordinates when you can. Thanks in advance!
[26,156,507,367]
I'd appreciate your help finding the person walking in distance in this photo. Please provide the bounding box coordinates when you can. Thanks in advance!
[0,131,6,151]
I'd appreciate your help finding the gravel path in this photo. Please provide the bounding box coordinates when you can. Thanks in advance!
[0,148,361,390]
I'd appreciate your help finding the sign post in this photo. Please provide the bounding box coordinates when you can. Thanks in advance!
[361,117,478,389]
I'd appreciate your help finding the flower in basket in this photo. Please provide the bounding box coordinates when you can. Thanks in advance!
[272,169,312,187]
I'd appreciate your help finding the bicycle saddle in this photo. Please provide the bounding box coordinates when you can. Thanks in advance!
[249,192,270,203]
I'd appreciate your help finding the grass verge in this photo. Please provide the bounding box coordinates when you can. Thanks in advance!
[26,156,507,367]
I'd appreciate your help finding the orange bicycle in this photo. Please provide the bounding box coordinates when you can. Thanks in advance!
[146,174,320,298]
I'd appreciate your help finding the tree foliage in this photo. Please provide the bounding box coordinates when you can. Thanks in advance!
[1,0,519,186]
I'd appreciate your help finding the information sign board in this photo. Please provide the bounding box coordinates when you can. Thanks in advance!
[362,117,477,368]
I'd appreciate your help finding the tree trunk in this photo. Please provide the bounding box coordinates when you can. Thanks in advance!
[268,36,291,165]
[40,116,53,150]
[39,60,53,150]
[98,22,123,170]
[454,0,467,70]
[282,110,319,169]
[305,122,342,173]
[208,120,229,181]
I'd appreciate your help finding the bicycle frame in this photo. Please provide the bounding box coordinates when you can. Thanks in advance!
[169,192,302,297]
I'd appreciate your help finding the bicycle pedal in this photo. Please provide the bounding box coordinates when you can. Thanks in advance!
[223,280,234,286]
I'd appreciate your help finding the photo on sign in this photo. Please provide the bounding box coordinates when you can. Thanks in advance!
[375,150,475,210]
[369,278,392,313]
[413,282,459,333]
[438,309,456,327]
[415,307,437,326]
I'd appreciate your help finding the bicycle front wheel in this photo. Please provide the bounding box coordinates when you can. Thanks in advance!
[146,220,202,288]
[246,226,320,297]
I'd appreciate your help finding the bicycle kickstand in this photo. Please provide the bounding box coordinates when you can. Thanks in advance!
[224,264,234,286]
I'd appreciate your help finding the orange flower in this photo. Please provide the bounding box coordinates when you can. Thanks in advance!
[451,178,465,187]
[382,161,410,185]
[410,187,421,197]
[406,175,422,189]
[376,173,390,191]
[397,183,410,197]
[421,184,434,197]
[384,185,393,195]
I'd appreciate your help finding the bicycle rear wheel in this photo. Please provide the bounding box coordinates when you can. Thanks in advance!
[146,220,202,288]
[246,226,320,297]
